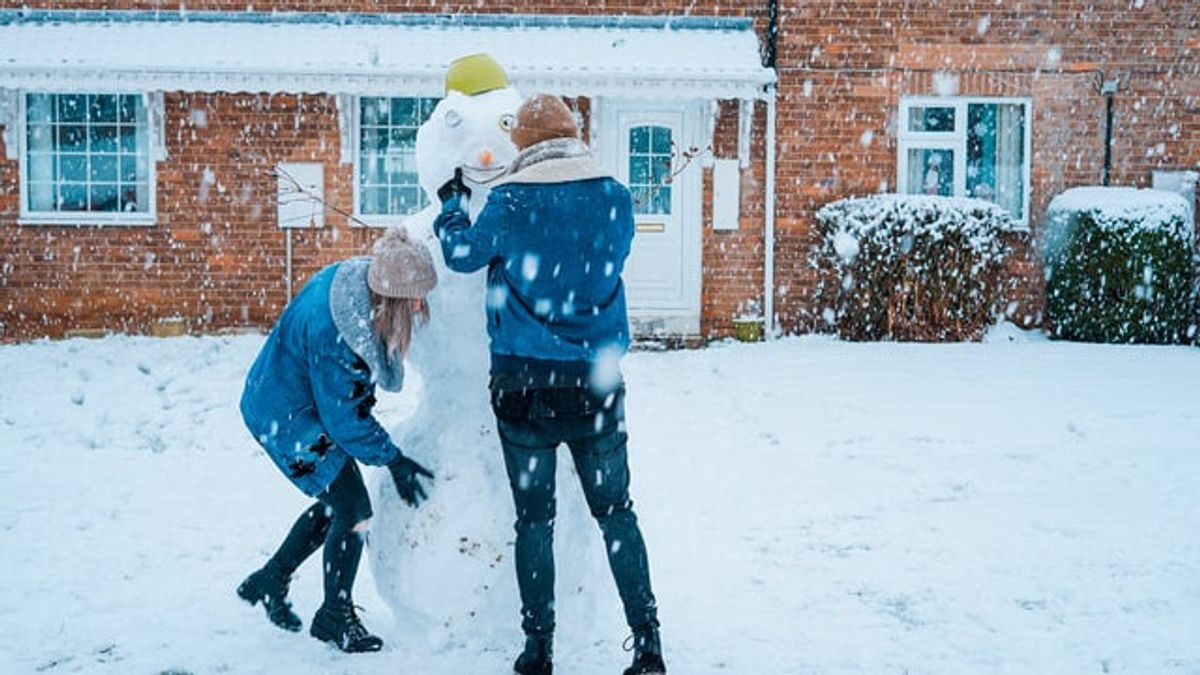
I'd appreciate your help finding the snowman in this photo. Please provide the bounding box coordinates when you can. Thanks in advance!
[368,54,608,648]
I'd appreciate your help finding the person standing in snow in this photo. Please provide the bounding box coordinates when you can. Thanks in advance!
[237,228,436,653]
[433,93,666,675]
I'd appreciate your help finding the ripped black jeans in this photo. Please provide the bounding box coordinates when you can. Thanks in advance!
[492,385,659,637]
[264,460,374,607]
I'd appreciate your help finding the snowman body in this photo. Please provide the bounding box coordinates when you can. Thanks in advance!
[368,88,608,646]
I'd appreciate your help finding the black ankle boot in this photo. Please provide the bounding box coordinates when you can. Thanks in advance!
[310,601,384,653]
[623,623,665,675]
[237,567,302,632]
[513,633,553,675]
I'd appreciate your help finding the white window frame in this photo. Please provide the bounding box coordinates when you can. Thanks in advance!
[351,95,437,228]
[17,91,158,227]
[897,96,1032,226]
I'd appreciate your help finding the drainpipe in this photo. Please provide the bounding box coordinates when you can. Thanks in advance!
[763,0,779,337]
[765,0,779,69]
[764,87,778,338]
[1101,78,1118,186]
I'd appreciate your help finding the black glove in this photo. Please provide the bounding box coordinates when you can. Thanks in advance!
[388,455,434,507]
[437,168,471,204]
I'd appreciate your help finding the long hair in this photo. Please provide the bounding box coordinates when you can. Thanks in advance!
[371,291,430,362]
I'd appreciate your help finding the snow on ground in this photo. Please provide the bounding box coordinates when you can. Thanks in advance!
[1,332,1199,674]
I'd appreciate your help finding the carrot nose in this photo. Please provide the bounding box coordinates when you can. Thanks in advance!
[478,148,494,168]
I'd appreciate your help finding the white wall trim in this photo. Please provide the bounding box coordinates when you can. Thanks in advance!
[0,88,18,161]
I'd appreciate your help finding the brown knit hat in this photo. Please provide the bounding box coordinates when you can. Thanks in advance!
[510,94,579,150]
[367,228,437,299]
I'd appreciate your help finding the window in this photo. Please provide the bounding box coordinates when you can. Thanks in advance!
[356,97,439,221]
[628,125,674,215]
[21,93,154,224]
[898,98,1030,223]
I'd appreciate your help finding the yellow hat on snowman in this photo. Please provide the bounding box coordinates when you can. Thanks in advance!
[445,53,509,96]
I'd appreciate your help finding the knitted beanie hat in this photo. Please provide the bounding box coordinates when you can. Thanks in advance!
[367,228,437,299]
[510,94,579,150]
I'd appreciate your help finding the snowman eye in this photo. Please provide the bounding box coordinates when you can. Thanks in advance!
[444,110,463,128]
[499,114,515,132]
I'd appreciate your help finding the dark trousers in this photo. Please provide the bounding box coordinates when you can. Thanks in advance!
[492,386,659,636]
[265,460,374,606]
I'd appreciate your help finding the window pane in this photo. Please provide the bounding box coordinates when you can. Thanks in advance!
[908,106,956,133]
[88,95,118,124]
[630,156,650,185]
[361,97,388,125]
[133,184,150,213]
[27,94,54,126]
[59,184,88,210]
[118,126,138,153]
[360,187,387,215]
[27,153,54,183]
[60,154,87,182]
[361,128,386,153]
[120,156,138,183]
[58,95,86,123]
[356,96,439,217]
[90,184,119,212]
[967,103,1025,220]
[651,156,672,184]
[389,127,416,148]
[390,98,417,126]
[652,186,672,215]
[905,148,954,197]
[119,186,141,213]
[630,127,650,154]
[90,155,117,182]
[27,182,54,212]
[384,149,417,184]
[630,186,652,212]
[389,187,422,214]
[651,127,673,154]
[89,125,119,153]
[57,125,87,152]
[118,95,139,124]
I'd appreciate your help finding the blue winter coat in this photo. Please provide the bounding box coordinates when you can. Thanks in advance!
[433,148,634,390]
[240,258,403,497]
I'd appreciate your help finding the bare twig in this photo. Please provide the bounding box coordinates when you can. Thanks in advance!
[270,166,380,228]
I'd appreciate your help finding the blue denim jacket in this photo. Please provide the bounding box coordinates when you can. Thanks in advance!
[240,260,402,496]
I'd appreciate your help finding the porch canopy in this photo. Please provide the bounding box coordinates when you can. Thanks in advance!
[0,10,775,101]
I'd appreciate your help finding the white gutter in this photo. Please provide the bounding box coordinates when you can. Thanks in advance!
[764,84,778,338]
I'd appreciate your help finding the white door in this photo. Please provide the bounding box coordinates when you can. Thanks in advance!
[596,100,703,336]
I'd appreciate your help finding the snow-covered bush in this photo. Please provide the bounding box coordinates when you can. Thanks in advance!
[1044,187,1196,344]
[814,195,1022,341]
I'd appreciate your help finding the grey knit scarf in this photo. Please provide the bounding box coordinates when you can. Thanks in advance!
[329,257,405,392]
[497,137,612,186]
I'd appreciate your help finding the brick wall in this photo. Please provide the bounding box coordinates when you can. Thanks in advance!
[1,0,1198,341]
[701,100,768,338]
[771,0,1199,333]
[0,93,378,339]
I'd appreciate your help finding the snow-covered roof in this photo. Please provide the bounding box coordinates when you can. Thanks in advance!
[0,10,776,100]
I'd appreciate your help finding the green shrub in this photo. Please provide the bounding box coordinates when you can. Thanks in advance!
[1044,187,1196,344]
[813,195,1022,341]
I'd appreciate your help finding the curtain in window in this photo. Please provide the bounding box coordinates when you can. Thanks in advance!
[906,148,954,197]
[994,104,1024,220]
[967,103,1024,220]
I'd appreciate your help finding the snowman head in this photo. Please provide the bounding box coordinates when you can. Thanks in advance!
[415,87,523,209]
